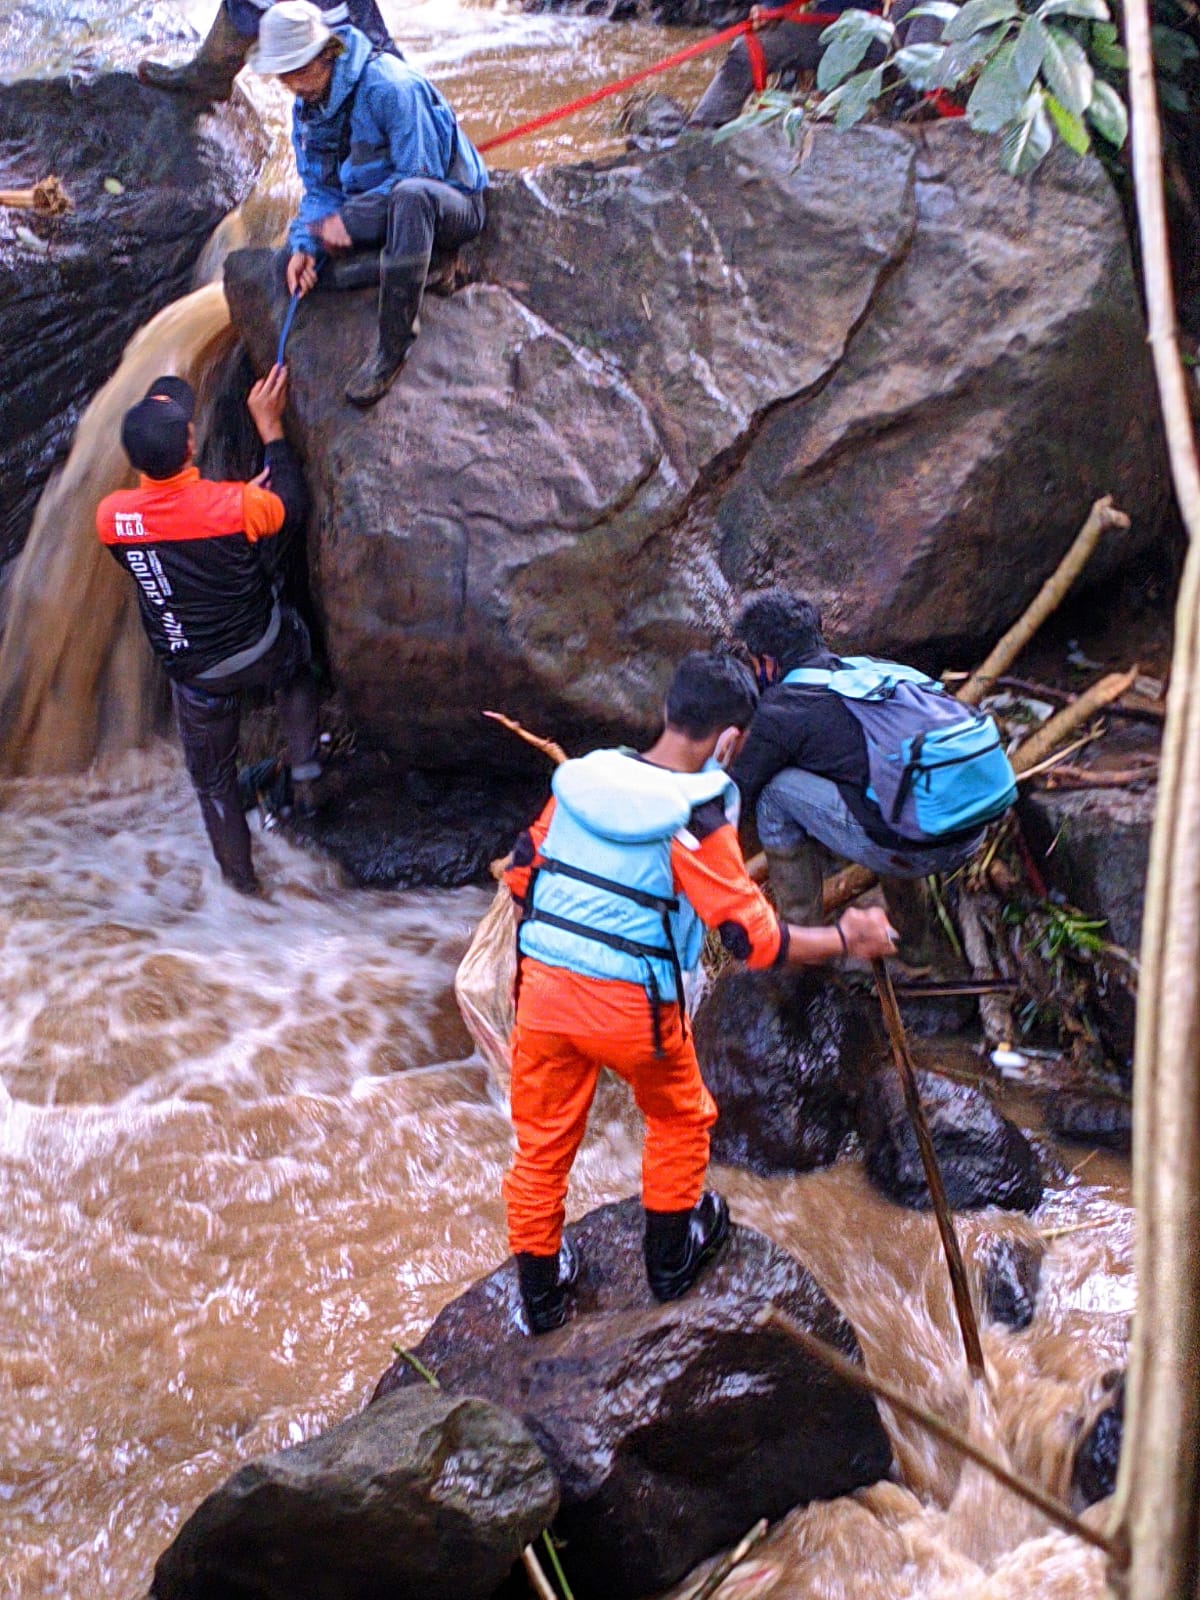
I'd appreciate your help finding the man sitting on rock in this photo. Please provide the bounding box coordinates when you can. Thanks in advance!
[502,650,896,1335]
[96,365,324,897]
[139,0,397,103]
[731,590,1013,967]
[251,0,488,407]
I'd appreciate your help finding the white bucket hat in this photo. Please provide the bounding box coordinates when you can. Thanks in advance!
[249,0,334,75]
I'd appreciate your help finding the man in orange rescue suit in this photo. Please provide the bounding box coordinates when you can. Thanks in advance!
[96,365,320,897]
[502,650,897,1335]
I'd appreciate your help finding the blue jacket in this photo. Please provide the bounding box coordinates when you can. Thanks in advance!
[518,750,738,1004]
[288,25,487,256]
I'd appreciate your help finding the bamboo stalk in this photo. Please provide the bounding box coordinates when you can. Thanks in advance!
[682,1520,769,1600]
[1011,669,1139,775]
[761,1307,1117,1559]
[871,958,987,1382]
[1109,0,1200,1584]
[0,174,71,213]
[957,497,1131,705]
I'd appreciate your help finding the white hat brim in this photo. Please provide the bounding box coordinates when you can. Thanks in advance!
[248,23,331,75]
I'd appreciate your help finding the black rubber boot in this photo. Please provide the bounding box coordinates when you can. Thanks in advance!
[344,253,426,408]
[644,1191,731,1303]
[516,1238,581,1336]
[138,4,250,101]
[764,838,831,927]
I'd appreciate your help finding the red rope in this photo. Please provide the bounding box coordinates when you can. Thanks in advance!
[476,0,839,154]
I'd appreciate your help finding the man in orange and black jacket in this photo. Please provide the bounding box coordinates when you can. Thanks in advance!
[96,365,320,896]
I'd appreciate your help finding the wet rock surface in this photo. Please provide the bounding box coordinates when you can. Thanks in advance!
[1043,1090,1133,1153]
[523,0,753,23]
[1021,787,1153,955]
[0,0,268,564]
[224,127,1165,771]
[1072,1371,1125,1509]
[979,1232,1044,1330]
[695,967,879,1174]
[150,1386,559,1600]
[861,1069,1044,1213]
[373,1197,892,1600]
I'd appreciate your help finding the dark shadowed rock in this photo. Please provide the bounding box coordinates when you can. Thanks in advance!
[979,1232,1044,1330]
[861,1069,1043,1213]
[373,1198,892,1600]
[223,126,1165,771]
[694,968,879,1174]
[1071,1371,1125,1509]
[150,1386,558,1600]
[522,0,754,22]
[1020,787,1153,955]
[1044,1090,1133,1153]
[0,4,269,566]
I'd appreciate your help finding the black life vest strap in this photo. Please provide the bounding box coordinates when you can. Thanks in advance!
[535,855,679,915]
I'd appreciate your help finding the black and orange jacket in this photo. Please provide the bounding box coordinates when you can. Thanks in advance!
[96,441,305,682]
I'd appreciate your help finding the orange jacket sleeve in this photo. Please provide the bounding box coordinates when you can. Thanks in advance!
[671,821,785,969]
[504,796,555,904]
[241,482,286,542]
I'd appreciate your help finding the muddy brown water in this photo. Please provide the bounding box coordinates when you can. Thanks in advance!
[2,4,1132,1596]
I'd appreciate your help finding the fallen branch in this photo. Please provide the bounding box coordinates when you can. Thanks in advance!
[523,1547,559,1600]
[1012,668,1139,775]
[682,1519,769,1600]
[1040,1218,1108,1241]
[872,957,987,1382]
[0,174,71,213]
[957,496,1130,705]
[762,1307,1118,1559]
[1014,731,1104,784]
[483,710,568,767]
[1040,763,1160,791]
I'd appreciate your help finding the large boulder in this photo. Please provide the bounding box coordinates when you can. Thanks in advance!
[0,0,269,564]
[522,0,753,21]
[373,1197,892,1600]
[861,1068,1044,1212]
[224,124,1165,772]
[694,967,879,1173]
[150,1386,559,1600]
[1020,786,1153,955]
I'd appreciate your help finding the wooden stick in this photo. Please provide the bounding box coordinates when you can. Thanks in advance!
[761,1307,1118,1559]
[1013,731,1103,784]
[1041,764,1159,790]
[682,1520,769,1600]
[957,497,1131,706]
[523,1547,559,1600]
[871,958,987,1381]
[483,710,569,767]
[1012,668,1138,775]
[0,175,71,213]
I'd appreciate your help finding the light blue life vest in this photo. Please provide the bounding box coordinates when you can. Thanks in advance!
[783,655,1016,842]
[518,749,738,1051]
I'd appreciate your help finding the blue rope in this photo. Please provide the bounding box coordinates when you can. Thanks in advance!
[276,288,301,368]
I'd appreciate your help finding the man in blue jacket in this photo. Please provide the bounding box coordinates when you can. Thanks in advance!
[252,0,488,407]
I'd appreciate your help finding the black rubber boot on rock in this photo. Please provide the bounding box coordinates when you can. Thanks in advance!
[765,839,832,927]
[344,253,426,408]
[138,4,250,100]
[516,1238,581,1336]
[644,1191,731,1302]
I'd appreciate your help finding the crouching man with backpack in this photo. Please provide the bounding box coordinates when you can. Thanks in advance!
[502,650,897,1336]
[732,592,1016,965]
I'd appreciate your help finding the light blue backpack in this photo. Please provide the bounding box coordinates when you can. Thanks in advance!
[783,657,1017,842]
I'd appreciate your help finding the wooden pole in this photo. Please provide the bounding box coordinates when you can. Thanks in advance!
[871,958,988,1382]
[1109,0,1200,1587]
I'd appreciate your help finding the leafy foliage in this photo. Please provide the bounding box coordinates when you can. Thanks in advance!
[717,0,1197,179]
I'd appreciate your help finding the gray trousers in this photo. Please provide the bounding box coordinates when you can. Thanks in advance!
[340,178,487,268]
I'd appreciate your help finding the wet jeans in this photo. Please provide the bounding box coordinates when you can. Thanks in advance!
[172,606,321,893]
[340,178,487,271]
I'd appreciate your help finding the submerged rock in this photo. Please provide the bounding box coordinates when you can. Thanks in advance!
[224,126,1165,772]
[150,1386,558,1600]
[1072,1371,1125,1509]
[0,2,269,565]
[694,968,878,1174]
[979,1232,1044,1330]
[861,1069,1043,1213]
[373,1197,892,1600]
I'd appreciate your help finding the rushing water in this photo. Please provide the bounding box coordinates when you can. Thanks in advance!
[1,2,1133,1596]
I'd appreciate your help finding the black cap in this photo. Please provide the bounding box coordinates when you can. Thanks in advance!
[121,395,192,479]
[144,374,195,419]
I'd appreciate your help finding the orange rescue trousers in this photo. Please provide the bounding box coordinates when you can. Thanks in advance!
[503,1005,717,1258]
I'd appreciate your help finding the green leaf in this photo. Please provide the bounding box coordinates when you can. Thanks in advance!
[1041,23,1094,115]
[1045,89,1092,151]
[818,18,892,90]
[818,8,894,42]
[816,63,886,128]
[943,0,1019,41]
[1086,75,1128,144]
[966,37,1029,129]
[1012,15,1048,89]
[1089,26,1128,68]
[898,0,960,18]
[893,41,947,86]
[1157,78,1190,113]
[1000,89,1054,173]
[935,25,1005,86]
[1151,23,1199,73]
[1037,0,1110,18]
